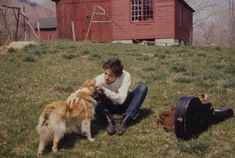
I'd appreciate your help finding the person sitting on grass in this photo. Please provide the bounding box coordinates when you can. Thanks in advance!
[66,58,148,135]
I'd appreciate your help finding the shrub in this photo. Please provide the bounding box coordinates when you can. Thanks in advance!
[89,53,101,59]
[171,64,187,73]
[174,76,195,83]
[55,84,74,92]
[191,141,210,155]
[214,63,225,69]
[8,48,17,53]
[162,47,170,54]
[143,66,155,71]
[62,53,79,59]
[224,81,235,88]
[23,44,46,56]
[215,46,221,51]
[197,52,207,57]
[224,64,235,74]
[22,54,36,62]
[80,50,91,55]
[178,140,210,156]
[154,53,165,59]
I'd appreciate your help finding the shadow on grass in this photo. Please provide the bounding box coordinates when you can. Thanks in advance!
[42,108,153,153]
[90,118,106,136]
[43,133,83,153]
[43,123,102,153]
[43,119,106,153]
[54,122,105,152]
[58,133,83,150]
[132,108,154,125]
[92,108,154,133]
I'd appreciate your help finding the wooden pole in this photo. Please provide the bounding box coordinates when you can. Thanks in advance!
[85,6,96,41]
[1,4,39,40]
[71,21,76,41]
[23,5,26,41]
[13,8,20,41]
[16,8,20,40]
[37,21,41,40]
[85,5,112,41]
[2,8,10,35]
[20,10,39,39]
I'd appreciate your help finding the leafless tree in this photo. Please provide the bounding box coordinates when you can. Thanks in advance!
[224,0,235,47]
[0,0,56,41]
[185,0,223,46]
[185,0,219,29]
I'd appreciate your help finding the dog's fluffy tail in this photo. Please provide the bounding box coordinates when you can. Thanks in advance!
[36,113,52,142]
[36,112,53,154]
[36,112,50,130]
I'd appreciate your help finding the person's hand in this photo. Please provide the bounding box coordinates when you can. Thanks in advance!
[65,92,79,107]
[96,86,105,94]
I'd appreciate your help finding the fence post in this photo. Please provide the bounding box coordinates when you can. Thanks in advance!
[71,21,76,41]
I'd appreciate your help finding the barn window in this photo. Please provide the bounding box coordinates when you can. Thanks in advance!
[131,0,153,22]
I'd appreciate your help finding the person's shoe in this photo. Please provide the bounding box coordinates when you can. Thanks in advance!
[117,115,133,135]
[105,114,116,135]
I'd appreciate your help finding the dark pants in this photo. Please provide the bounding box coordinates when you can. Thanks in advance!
[95,84,148,118]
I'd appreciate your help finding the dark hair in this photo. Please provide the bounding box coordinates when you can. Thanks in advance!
[103,58,124,77]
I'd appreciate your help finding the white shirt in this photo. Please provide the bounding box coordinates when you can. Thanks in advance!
[95,70,131,105]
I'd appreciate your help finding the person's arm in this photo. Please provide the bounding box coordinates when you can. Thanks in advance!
[65,89,81,106]
[66,74,103,106]
[102,72,131,105]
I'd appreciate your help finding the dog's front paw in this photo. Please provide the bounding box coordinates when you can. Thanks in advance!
[52,147,58,153]
[37,152,43,157]
[88,138,95,141]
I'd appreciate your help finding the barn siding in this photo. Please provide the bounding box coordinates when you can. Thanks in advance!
[111,0,175,40]
[40,30,57,41]
[56,0,112,41]
[74,2,93,40]
[175,0,193,44]
[56,2,75,40]
[89,1,112,42]
[53,0,193,44]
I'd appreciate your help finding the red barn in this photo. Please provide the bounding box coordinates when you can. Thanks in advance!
[52,0,194,45]
[35,17,57,41]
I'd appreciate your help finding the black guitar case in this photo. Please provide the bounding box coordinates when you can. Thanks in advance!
[174,96,233,140]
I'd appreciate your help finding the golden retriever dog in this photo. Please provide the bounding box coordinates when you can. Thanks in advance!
[36,79,97,154]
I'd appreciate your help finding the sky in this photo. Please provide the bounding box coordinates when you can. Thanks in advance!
[30,0,44,4]
[31,0,227,8]
[30,0,226,6]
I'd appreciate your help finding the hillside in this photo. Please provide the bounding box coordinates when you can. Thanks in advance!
[0,41,234,157]
[0,0,55,42]
[0,0,55,21]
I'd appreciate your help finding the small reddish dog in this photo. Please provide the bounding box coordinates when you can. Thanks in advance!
[36,79,98,154]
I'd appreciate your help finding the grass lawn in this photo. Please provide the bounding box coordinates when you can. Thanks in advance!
[0,41,234,158]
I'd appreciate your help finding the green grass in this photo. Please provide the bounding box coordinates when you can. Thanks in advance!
[0,41,234,157]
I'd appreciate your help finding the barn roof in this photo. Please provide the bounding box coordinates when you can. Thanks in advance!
[36,17,57,29]
[178,0,195,12]
[51,0,194,12]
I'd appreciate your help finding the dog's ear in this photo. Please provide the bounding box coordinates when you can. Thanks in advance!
[80,79,94,88]
[85,79,96,87]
